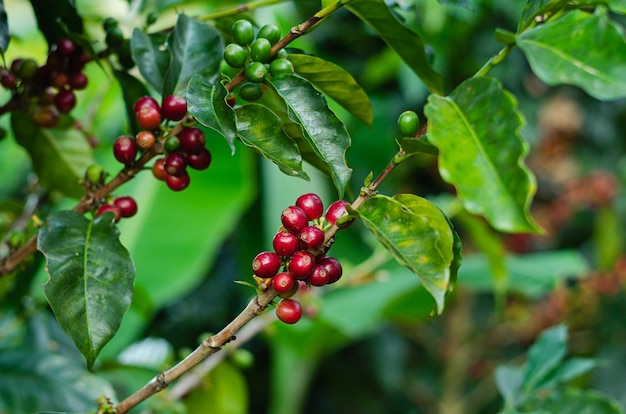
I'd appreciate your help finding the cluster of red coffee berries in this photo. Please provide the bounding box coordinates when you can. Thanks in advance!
[252,194,354,324]
[96,195,138,223]
[223,20,294,103]
[1,38,91,128]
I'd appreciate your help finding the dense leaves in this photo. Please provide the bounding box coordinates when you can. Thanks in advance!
[358,194,458,313]
[268,75,352,197]
[11,111,93,199]
[38,211,135,368]
[29,0,83,45]
[130,30,170,93]
[424,77,541,233]
[517,10,626,100]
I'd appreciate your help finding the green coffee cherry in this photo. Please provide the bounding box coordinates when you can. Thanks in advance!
[239,82,263,101]
[86,163,105,183]
[245,61,268,83]
[224,43,248,68]
[397,110,420,137]
[275,49,288,59]
[270,58,294,76]
[232,19,254,46]
[250,38,272,63]
[105,26,125,48]
[102,17,118,32]
[146,12,158,26]
[164,136,181,153]
[257,24,281,45]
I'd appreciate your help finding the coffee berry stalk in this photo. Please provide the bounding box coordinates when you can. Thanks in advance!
[251,193,353,324]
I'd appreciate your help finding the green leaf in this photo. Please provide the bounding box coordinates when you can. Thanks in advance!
[523,323,568,391]
[437,0,473,9]
[517,10,626,100]
[187,74,237,153]
[184,361,248,414]
[29,0,83,45]
[11,111,93,199]
[235,103,309,180]
[113,70,151,135]
[571,0,626,14]
[288,54,373,126]
[0,347,115,413]
[163,14,223,96]
[495,365,524,405]
[346,0,443,95]
[358,194,456,313]
[38,211,135,368]
[537,389,624,414]
[400,137,439,156]
[0,0,9,53]
[130,29,170,93]
[538,357,601,389]
[424,77,542,233]
[517,0,567,32]
[268,74,352,197]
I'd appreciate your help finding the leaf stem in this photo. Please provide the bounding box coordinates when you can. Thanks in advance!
[198,0,288,21]
[473,44,515,78]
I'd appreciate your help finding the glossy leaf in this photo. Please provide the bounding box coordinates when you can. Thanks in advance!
[400,137,439,156]
[187,74,237,153]
[130,29,170,93]
[495,365,524,405]
[523,323,567,390]
[517,10,626,100]
[0,347,115,413]
[346,0,443,94]
[0,0,8,53]
[537,390,624,414]
[288,54,373,126]
[29,0,83,45]
[236,103,309,180]
[424,77,542,233]
[571,0,626,14]
[38,211,135,368]
[11,111,93,199]
[113,70,151,135]
[163,14,223,96]
[358,194,456,313]
[268,74,352,197]
[517,0,566,32]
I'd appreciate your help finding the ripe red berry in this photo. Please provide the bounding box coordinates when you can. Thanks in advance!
[165,170,190,191]
[272,229,300,257]
[179,127,206,154]
[55,38,75,56]
[298,225,325,250]
[276,298,302,324]
[33,105,60,128]
[97,204,121,223]
[272,272,294,294]
[136,105,161,130]
[152,158,167,180]
[161,94,188,121]
[54,89,77,113]
[67,49,91,73]
[325,200,354,229]
[318,256,342,284]
[281,205,309,234]
[308,264,329,287]
[252,251,281,278]
[287,250,315,280]
[113,135,138,164]
[68,72,88,89]
[296,193,324,220]
[135,130,155,150]
[187,148,212,170]
[133,95,160,113]
[164,152,188,176]
[51,72,69,89]
[113,196,138,218]
[0,72,16,89]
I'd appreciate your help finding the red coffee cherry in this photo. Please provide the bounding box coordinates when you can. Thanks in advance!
[133,95,160,113]
[51,72,69,89]
[281,205,309,234]
[113,196,138,218]
[276,298,302,324]
[272,272,294,294]
[179,127,206,154]
[135,130,155,150]
[296,193,324,220]
[161,94,187,121]
[287,250,315,280]
[298,225,325,250]
[325,200,354,229]
[308,264,329,287]
[318,256,342,284]
[152,158,167,180]
[252,251,281,278]
[113,135,138,165]
[33,105,60,128]
[55,38,75,56]
[165,170,190,191]
[97,204,121,223]
[54,89,77,113]
[136,105,161,130]
[272,229,300,257]
[68,72,88,89]
[187,148,212,170]
[0,72,16,89]
[164,152,188,176]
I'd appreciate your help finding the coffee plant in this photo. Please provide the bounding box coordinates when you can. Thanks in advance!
[1,0,626,413]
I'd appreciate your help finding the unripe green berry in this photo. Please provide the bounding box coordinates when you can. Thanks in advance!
[164,136,181,153]
[397,110,420,137]
[250,38,271,63]
[86,164,105,183]
[105,26,125,48]
[232,19,254,46]
[239,82,263,101]
[270,58,294,76]
[224,43,248,68]
[102,17,118,32]
[257,24,281,45]
[244,61,268,83]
